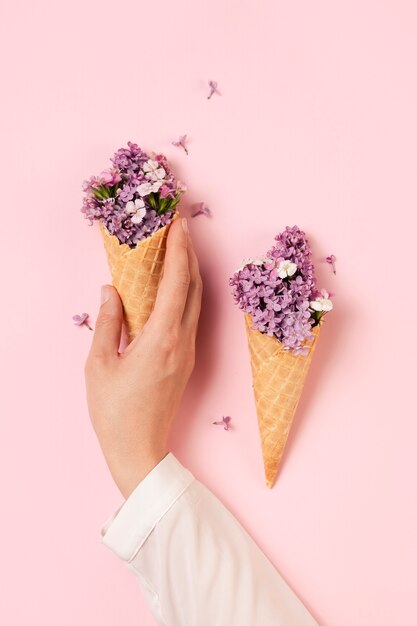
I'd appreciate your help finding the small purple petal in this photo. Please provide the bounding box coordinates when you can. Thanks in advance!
[73,312,93,330]
[207,80,221,99]
[213,415,232,431]
[326,254,337,274]
[191,202,211,218]
[73,313,87,325]
[222,416,231,430]
[172,134,189,155]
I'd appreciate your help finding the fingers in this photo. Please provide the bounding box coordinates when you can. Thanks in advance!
[151,217,191,330]
[182,236,203,337]
[88,285,123,359]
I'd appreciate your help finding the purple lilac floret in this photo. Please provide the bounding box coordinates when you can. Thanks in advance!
[191,202,211,217]
[81,142,186,247]
[72,313,93,330]
[230,226,332,355]
[213,416,232,430]
[172,134,189,155]
[207,80,220,99]
[326,254,337,274]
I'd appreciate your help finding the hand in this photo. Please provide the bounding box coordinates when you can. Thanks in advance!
[84,218,202,499]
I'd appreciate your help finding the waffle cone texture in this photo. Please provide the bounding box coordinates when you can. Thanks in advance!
[244,314,320,488]
[100,214,177,343]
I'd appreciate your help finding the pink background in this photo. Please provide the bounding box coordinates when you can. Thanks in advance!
[1,1,416,624]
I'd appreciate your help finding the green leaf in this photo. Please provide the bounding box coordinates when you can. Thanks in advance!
[310,309,324,327]
[102,185,111,199]
[93,187,106,200]
[167,195,180,211]
[148,193,157,209]
[158,197,168,215]
[109,183,119,198]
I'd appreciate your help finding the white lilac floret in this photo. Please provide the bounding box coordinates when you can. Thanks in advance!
[277,260,297,278]
[230,226,333,355]
[81,142,185,248]
[310,289,333,312]
[236,257,270,272]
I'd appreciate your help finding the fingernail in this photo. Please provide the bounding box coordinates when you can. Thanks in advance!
[101,285,110,304]
[182,217,189,234]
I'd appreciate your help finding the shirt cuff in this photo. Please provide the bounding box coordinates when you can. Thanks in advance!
[100,452,195,562]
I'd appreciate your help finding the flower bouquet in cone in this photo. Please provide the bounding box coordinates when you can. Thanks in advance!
[230,226,333,488]
[82,142,186,342]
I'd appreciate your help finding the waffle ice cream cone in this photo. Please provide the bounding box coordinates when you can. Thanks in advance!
[245,313,321,488]
[100,214,177,343]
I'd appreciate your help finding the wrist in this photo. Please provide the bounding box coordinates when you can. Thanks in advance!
[111,449,169,499]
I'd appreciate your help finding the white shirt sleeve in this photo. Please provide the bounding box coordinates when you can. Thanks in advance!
[101,452,317,626]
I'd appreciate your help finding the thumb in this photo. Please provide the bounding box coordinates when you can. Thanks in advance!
[89,285,123,358]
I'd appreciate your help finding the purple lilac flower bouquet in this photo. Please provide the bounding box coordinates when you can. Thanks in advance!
[81,142,186,342]
[230,226,332,356]
[82,141,185,247]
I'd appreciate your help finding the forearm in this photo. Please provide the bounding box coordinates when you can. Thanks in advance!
[101,453,317,626]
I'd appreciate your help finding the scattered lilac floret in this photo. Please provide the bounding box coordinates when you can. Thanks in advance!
[326,254,337,274]
[213,416,232,431]
[191,202,211,218]
[172,135,189,155]
[207,80,220,99]
[73,313,93,331]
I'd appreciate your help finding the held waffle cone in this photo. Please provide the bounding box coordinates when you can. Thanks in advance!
[244,314,321,488]
[100,214,178,343]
